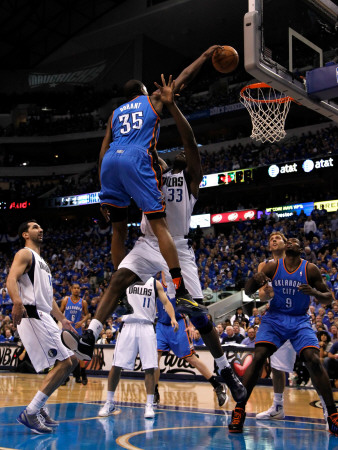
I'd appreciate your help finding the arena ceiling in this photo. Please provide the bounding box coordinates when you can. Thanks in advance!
[0,0,126,69]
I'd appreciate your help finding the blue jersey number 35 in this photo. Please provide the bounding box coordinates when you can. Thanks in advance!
[119,112,143,134]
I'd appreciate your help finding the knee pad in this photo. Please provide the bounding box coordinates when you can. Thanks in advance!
[190,315,213,335]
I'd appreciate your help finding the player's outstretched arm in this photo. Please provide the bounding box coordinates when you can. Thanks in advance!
[154,74,202,197]
[245,262,276,296]
[6,249,31,326]
[156,281,178,332]
[173,45,220,93]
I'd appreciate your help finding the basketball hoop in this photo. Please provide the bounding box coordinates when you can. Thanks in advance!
[240,82,295,143]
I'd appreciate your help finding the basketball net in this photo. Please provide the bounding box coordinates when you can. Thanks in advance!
[240,82,294,143]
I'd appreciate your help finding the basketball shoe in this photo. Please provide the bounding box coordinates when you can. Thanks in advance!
[328,412,338,436]
[17,409,53,434]
[39,407,59,427]
[61,329,95,361]
[98,401,116,417]
[220,366,247,403]
[144,403,155,419]
[256,404,285,420]
[176,292,208,317]
[228,407,246,433]
[214,384,228,407]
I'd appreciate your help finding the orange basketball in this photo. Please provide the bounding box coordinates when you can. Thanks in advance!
[212,46,239,74]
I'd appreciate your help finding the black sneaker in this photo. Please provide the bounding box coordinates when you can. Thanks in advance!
[115,295,134,316]
[228,407,246,433]
[153,386,160,406]
[220,367,247,403]
[175,293,208,317]
[75,377,82,383]
[61,376,70,386]
[214,383,228,407]
[61,329,95,361]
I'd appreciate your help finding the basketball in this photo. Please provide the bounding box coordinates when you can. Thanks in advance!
[212,46,239,74]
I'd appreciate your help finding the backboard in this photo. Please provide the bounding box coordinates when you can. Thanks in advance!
[244,0,338,122]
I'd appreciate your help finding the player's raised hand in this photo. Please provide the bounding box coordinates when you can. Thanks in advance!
[203,45,223,58]
[171,318,179,332]
[153,74,176,105]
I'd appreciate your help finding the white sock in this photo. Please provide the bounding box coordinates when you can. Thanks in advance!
[273,393,284,406]
[89,319,103,340]
[215,355,230,371]
[147,394,154,405]
[27,391,49,414]
[107,391,115,402]
[319,395,328,415]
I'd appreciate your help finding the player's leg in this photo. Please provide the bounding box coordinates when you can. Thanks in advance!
[62,268,138,360]
[185,353,228,407]
[301,347,338,435]
[80,360,88,385]
[229,343,275,433]
[154,351,162,405]
[98,365,121,416]
[148,217,191,300]
[144,368,156,418]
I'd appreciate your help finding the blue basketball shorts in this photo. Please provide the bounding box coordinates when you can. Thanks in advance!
[99,145,165,214]
[255,312,319,355]
[156,317,194,358]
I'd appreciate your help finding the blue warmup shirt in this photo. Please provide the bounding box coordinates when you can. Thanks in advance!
[64,297,83,335]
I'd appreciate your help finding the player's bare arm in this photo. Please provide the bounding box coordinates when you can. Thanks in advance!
[98,113,113,182]
[154,74,202,197]
[6,248,32,326]
[245,261,277,296]
[150,45,220,112]
[51,300,77,333]
[298,263,332,304]
[59,297,67,314]
[258,261,275,301]
[156,281,178,332]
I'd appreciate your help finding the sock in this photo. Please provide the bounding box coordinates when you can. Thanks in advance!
[273,393,284,406]
[319,395,328,416]
[107,391,115,402]
[89,319,103,340]
[169,268,186,296]
[154,384,159,392]
[27,391,49,414]
[147,394,154,405]
[215,355,230,371]
[208,375,220,389]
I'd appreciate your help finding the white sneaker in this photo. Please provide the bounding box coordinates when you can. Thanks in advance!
[144,403,155,419]
[256,404,285,420]
[98,401,116,417]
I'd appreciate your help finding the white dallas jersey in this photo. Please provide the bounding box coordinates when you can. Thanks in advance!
[18,248,53,313]
[141,169,197,238]
[122,277,157,323]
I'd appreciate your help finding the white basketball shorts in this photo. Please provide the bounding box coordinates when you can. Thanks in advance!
[270,339,297,373]
[113,322,157,370]
[17,310,73,373]
[119,236,203,299]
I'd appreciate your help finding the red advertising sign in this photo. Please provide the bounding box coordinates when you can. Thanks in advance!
[211,209,256,224]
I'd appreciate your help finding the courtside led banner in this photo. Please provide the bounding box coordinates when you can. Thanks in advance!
[211,210,256,224]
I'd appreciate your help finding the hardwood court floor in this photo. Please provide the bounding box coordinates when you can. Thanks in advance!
[0,373,337,449]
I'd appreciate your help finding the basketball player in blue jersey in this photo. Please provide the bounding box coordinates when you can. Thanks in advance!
[228,238,338,435]
[60,283,90,384]
[154,276,228,408]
